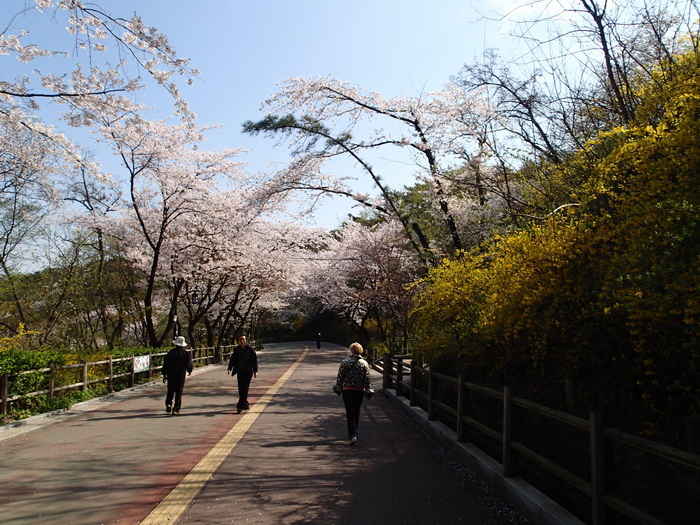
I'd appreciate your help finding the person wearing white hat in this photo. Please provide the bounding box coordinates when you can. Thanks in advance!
[162,336,193,414]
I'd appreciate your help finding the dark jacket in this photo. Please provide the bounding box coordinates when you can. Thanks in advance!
[162,346,193,383]
[227,344,258,377]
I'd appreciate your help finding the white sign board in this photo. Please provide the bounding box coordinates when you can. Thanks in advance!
[134,355,150,373]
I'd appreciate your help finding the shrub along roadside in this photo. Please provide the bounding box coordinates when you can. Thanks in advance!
[0,346,155,424]
[410,50,700,449]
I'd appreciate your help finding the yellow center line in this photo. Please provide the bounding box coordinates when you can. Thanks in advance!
[140,349,308,524]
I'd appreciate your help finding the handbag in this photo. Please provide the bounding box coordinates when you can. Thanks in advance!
[364,388,375,399]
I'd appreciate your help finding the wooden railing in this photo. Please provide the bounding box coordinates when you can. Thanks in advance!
[372,355,700,525]
[1,345,235,416]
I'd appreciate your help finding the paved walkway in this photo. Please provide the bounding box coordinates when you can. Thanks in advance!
[0,342,528,524]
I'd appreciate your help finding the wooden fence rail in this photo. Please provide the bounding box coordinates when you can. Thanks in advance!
[373,355,700,525]
[1,345,235,416]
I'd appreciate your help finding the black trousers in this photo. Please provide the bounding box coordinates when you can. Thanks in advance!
[236,372,253,410]
[342,390,364,438]
[166,379,185,411]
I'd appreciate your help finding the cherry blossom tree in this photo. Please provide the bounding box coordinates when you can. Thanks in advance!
[243,77,498,261]
[287,217,422,348]
[81,106,324,348]
[160,199,325,349]
[1,0,199,199]
[0,111,65,333]
[192,219,327,347]
[0,1,201,342]
[1,1,196,119]
[90,116,247,347]
[1,2,335,350]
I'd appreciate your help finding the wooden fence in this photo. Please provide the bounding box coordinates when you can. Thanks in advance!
[374,355,700,525]
[1,345,235,417]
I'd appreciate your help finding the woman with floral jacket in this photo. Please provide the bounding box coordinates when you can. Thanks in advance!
[334,342,373,444]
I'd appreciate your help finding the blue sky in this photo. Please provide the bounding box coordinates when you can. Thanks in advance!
[130,1,513,127]
[4,0,517,227]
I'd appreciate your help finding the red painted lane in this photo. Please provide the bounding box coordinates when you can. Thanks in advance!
[0,343,306,525]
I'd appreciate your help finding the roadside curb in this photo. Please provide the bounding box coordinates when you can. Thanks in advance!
[382,388,584,525]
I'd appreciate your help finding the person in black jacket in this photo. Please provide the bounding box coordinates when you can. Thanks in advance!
[162,336,193,415]
[227,334,258,414]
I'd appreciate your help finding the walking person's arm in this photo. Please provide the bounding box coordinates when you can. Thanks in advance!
[336,360,348,389]
[162,353,169,383]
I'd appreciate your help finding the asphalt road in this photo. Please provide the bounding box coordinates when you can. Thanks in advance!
[0,342,528,524]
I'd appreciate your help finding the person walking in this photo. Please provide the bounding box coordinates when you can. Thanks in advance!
[334,342,373,444]
[162,335,193,415]
[227,334,258,414]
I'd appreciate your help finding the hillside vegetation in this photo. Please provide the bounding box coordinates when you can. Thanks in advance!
[411,50,700,445]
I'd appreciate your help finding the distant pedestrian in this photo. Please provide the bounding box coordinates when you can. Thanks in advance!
[227,334,258,414]
[316,333,321,350]
[334,342,373,444]
[162,336,193,415]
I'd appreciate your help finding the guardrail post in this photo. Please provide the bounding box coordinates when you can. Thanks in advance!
[591,410,607,525]
[82,361,88,392]
[129,357,135,388]
[49,363,56,400]
[457,374,466,442]
[382,354,391,390]
[108,357,113,393]
[1,373,7,416]
[396,357,403,397]
[409,364,417,406]
[428,368,436,421]
[502,385,515,477]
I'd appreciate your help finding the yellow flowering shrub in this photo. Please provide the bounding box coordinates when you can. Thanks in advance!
[412,50,700,431]
[0,323,43,353]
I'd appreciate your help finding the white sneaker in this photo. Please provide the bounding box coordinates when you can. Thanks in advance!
[350,436,358,444]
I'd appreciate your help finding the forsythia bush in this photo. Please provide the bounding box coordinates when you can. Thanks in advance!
[412,51,700,437]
